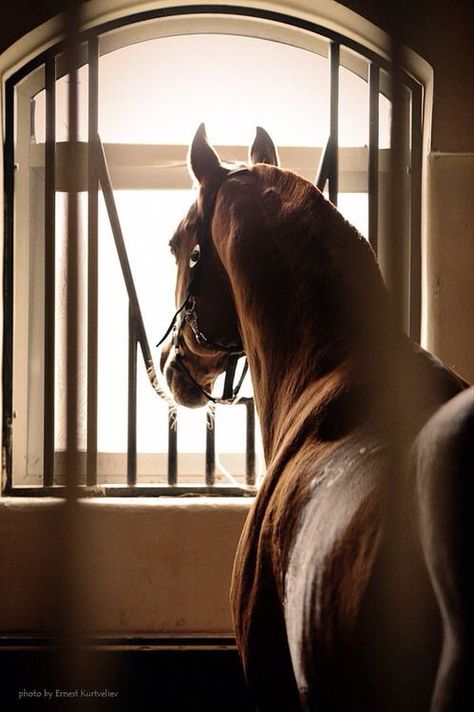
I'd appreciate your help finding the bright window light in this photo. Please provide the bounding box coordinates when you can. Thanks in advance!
[29,32,387,482]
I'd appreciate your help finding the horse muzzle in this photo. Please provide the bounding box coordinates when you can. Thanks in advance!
[160,344,210,408]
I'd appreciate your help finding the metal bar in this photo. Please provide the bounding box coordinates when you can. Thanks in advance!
[127,303,137,486]
[8,485,256,498]
[368,62,380,254]
[385,43,409,334]
[329,41,340,205]
[43,56,56,487]
[409,87,422,342]
[87,35,99,485]
[2,80,16,493]
[205,405,216,486]
[167,408,177,485]
[96,138,149,351]
[245,400,256,486]
[0,634,238,650]
[64,7,81,488]
[315,136,331,191]
[95,136,175,409]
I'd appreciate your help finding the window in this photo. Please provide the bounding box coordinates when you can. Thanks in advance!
[2,7,423,496]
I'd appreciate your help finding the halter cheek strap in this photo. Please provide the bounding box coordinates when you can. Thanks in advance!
[156,166,251,404]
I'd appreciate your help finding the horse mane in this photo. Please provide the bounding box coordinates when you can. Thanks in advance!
[226,163,394,358]
[214,164,395,456]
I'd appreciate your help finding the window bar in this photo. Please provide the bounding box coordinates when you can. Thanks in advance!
[315,135,332,191]
[43,56,56,487]
[96,140,149,351]
[127,303,137,486]
[409,87,422,342]
[329,41,340,206]
[167,409,177,486]
[245,399,256,486]
[87,35,99,485]
[368,62,380,255]
[64,4,81,492]
[386,41,409,334]
[205,404,216,486]
[3,80,15,492]
[96,138,182,488]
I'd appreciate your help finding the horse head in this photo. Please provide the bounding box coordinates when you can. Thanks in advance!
[159,124,279,408]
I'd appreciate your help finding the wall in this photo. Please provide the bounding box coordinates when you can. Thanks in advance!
[337,0,474,381]
[0,497,251,635]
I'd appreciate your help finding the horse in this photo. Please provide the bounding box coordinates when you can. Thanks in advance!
[159,124,474,711]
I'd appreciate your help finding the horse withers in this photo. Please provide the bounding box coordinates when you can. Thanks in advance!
[159,124,473,711]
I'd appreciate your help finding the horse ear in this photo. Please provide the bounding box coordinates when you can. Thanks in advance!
[249,126,280,166]
[189,123,223,184]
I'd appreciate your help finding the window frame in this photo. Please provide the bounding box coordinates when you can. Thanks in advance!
[2,4,424,497]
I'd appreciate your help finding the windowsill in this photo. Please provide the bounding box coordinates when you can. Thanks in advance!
[0,497,252,638]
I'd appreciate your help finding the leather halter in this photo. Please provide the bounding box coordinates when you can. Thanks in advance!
[157,167,250,404]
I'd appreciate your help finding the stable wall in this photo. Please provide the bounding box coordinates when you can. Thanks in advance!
[0,498,251,636]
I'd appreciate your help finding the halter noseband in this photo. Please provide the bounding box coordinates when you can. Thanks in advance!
[157,167,250,404]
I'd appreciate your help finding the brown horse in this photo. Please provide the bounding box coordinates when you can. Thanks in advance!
[159,125,473,711]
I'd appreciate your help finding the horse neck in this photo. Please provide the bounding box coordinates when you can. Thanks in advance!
[214,168,394,460]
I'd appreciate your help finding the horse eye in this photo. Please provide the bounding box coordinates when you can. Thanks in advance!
[189,244,201,268]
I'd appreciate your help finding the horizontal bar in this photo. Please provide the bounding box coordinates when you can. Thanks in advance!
[5,485,257,498]
[0,635,237,651]
[31,142,381,192]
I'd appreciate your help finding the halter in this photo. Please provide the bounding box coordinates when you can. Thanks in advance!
[157,167,250,404]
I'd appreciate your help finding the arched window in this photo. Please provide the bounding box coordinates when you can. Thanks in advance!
[3,6,422,496]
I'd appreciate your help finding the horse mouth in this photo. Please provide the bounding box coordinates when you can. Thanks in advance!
[164,357,209,408]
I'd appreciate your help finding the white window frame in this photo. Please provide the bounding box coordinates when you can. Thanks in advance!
[2,3,426,497]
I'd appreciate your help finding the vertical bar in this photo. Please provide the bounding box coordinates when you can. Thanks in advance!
[386,43,409,333]
[2,80,15,492]
[64,3,81,488]
[205,404,216,486]
[329,41,340,205]
[368,62,380,255]
[245,400,256,486]
[127,304,137,486]
[43,56,56,487]
[167,408,177,485]
[409,87,422,341]
[87,35,99,485]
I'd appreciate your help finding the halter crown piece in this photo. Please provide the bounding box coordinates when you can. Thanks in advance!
[157,167,250,404]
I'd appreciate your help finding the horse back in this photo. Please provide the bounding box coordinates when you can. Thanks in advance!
[232,341,468,711]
